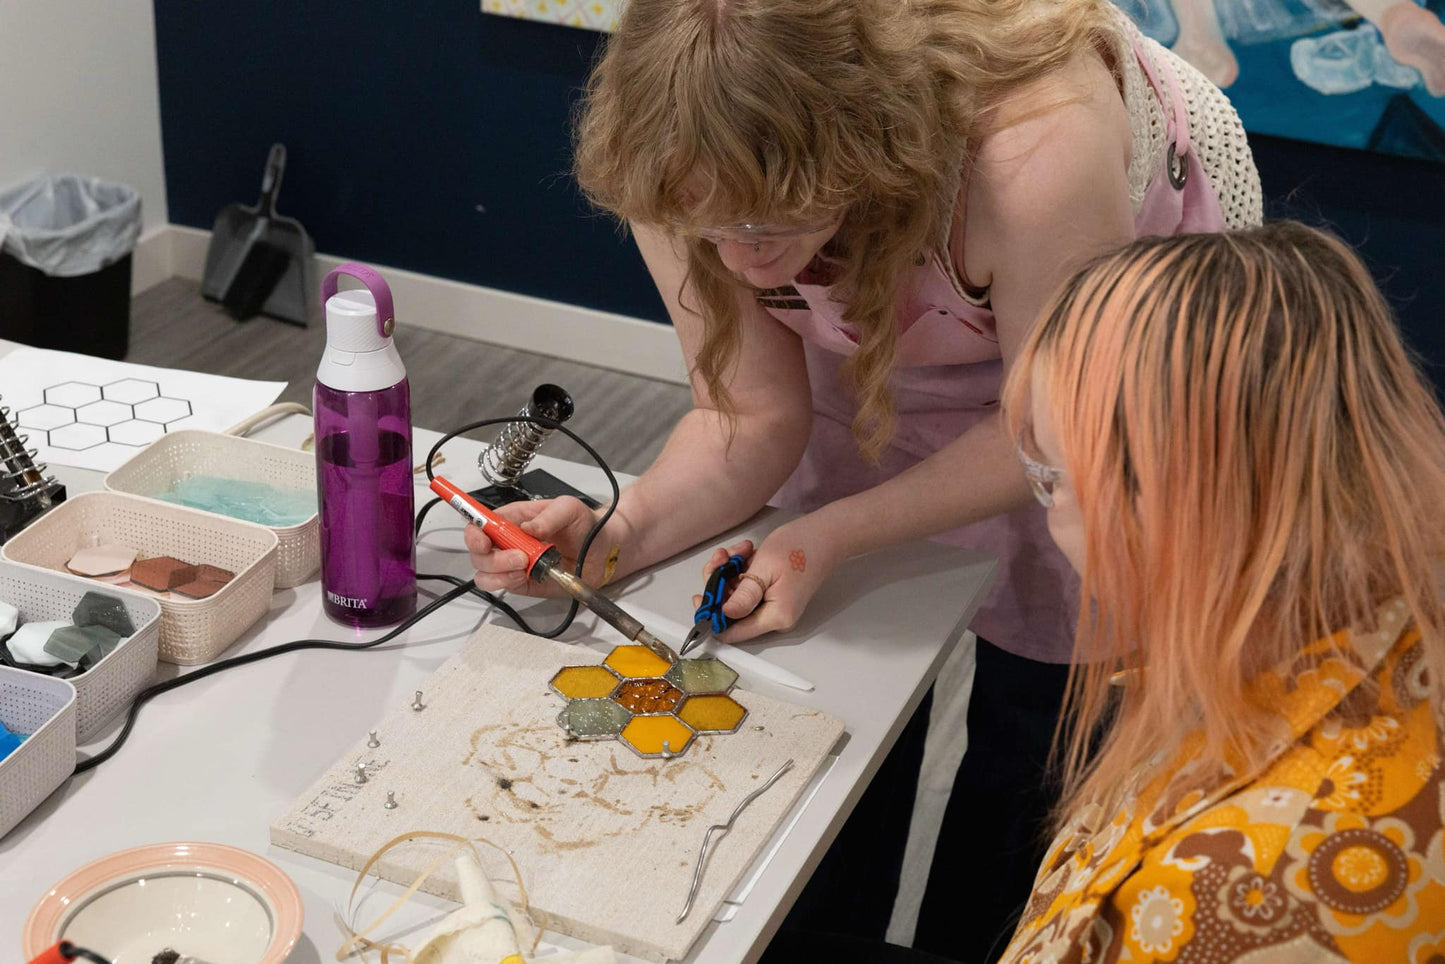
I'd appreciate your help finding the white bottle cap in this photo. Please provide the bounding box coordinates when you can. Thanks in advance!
[325,290,392,354]
[318,289,407,393]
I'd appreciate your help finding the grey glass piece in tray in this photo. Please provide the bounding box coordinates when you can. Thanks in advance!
[72,590,135,636]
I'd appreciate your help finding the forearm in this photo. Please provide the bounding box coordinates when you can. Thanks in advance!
[593,404,809,581]
[813,411,1031,560]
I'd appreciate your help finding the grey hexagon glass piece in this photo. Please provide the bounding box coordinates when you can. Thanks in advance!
[665,657,739,695]
[76,399,134,427]
[44,381,102,408]
[557,698,632,740]
[133,396,192,425]
[102,378,160,404]
[17,403,74,432]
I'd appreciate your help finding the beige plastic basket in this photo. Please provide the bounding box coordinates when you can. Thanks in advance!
[104,429,319,589]
[1,492,278,665]
[0,561,161,742]
[0,665,76,839]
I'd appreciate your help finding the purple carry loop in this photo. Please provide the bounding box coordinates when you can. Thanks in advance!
[321,262,395,336]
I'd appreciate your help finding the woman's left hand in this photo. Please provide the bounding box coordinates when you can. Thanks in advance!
[690,516,843,644]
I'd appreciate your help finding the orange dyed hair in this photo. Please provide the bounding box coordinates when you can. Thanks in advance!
[1002,222,1445,819]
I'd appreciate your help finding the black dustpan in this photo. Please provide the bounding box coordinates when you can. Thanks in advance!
[201,143,314,325]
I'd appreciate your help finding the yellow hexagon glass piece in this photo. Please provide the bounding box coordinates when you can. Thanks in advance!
[550,665,620,700]
[678,694,748,734]
[621,714,694,757]
[605,644,672,679]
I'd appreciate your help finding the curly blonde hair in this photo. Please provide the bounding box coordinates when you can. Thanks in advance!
[575,0,1121,460]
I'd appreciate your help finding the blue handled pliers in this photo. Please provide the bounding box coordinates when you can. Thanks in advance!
[680,554,748,657]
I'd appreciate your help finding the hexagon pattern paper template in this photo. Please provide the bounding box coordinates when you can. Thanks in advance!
[0,348,284,472]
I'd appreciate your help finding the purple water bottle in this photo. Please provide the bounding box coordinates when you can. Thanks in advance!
[314,263,417,627]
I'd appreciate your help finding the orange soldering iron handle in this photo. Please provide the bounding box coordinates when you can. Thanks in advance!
[30,943,108,964]
[429,476,557,576]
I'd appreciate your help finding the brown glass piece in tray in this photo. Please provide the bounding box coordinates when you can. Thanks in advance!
[129,556,198,592]
[173,563,235,599]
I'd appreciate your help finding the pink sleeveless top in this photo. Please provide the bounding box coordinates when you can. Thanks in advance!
[761,39,1227,664]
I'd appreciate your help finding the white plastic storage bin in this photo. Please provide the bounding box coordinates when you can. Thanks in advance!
[1,492,278,665]
[0,666,76,839]
[0,561,160,742]
[105,429,319,589]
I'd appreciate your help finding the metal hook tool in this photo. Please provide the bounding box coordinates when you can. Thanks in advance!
[676,758,795,924]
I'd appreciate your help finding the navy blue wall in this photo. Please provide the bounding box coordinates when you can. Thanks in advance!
[154,0,667,323]
[154,2,1444,371]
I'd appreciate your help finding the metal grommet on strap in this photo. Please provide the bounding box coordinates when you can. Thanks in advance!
[1167,142,1188,190]
[382,317,395,336]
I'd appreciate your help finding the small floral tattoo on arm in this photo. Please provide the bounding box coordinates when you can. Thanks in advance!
[789,549,807,573]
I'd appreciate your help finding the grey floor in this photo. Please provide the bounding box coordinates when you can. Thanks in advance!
[128,278,692,476]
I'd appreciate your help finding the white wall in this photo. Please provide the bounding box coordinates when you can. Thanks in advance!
[0,0,168,234]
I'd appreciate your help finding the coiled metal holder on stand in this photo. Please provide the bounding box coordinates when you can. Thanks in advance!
[0,395,66,543]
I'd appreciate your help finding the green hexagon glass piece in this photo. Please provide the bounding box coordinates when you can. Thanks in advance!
[558,698,632,739]
[665,657,739,695]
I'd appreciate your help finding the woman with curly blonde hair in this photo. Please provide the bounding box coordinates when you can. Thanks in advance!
[468,0,1261,953]
[999,221,1445,962]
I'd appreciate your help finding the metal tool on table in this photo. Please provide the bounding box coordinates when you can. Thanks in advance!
[681,553,749,657]
[0,395,65,544]
[429,476,678,662]
[676,758,795,924]
[201,143,314,325]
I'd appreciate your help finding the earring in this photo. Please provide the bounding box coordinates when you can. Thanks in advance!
[753,242,762,254]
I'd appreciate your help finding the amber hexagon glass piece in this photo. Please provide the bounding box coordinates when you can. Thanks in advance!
[604,644,673,679]
[550,664,622,700]
[558,698,632,739]
[613,677,682,714]
[665,657,739,695]
[678,694,749,734]
[621,714,695,757]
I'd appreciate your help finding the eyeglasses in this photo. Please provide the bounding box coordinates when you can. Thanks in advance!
[682,221,838,246]
[1017,444,1065,508]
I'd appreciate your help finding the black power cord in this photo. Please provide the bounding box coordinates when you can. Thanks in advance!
[73,414,621,774]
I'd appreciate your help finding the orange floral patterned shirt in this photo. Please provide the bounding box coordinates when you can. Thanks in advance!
[1000,598,1445,963]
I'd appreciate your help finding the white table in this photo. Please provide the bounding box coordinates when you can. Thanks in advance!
[0,363,996,962]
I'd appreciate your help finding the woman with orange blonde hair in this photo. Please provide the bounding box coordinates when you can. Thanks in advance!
[999,221,1445,962]
[468,0,1260,952]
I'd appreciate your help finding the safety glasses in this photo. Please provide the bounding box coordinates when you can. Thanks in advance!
[682,221,838,246]
[1017,443,1065,508]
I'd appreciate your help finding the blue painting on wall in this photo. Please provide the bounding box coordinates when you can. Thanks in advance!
[1122,0,1445,160]
[480,0,1445,162]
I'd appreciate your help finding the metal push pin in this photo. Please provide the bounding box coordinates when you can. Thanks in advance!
[367,730,380,748]
[384,791,398,810]
[354,763,368,785]
[412,690,425,711]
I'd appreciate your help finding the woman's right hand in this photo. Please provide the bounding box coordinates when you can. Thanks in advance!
[464,496,605,596]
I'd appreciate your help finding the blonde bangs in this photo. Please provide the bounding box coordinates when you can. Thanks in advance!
[576,1,863,233]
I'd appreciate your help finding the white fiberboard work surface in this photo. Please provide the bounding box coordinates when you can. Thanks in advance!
[0,348,284,471]
[270,623,845,962]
